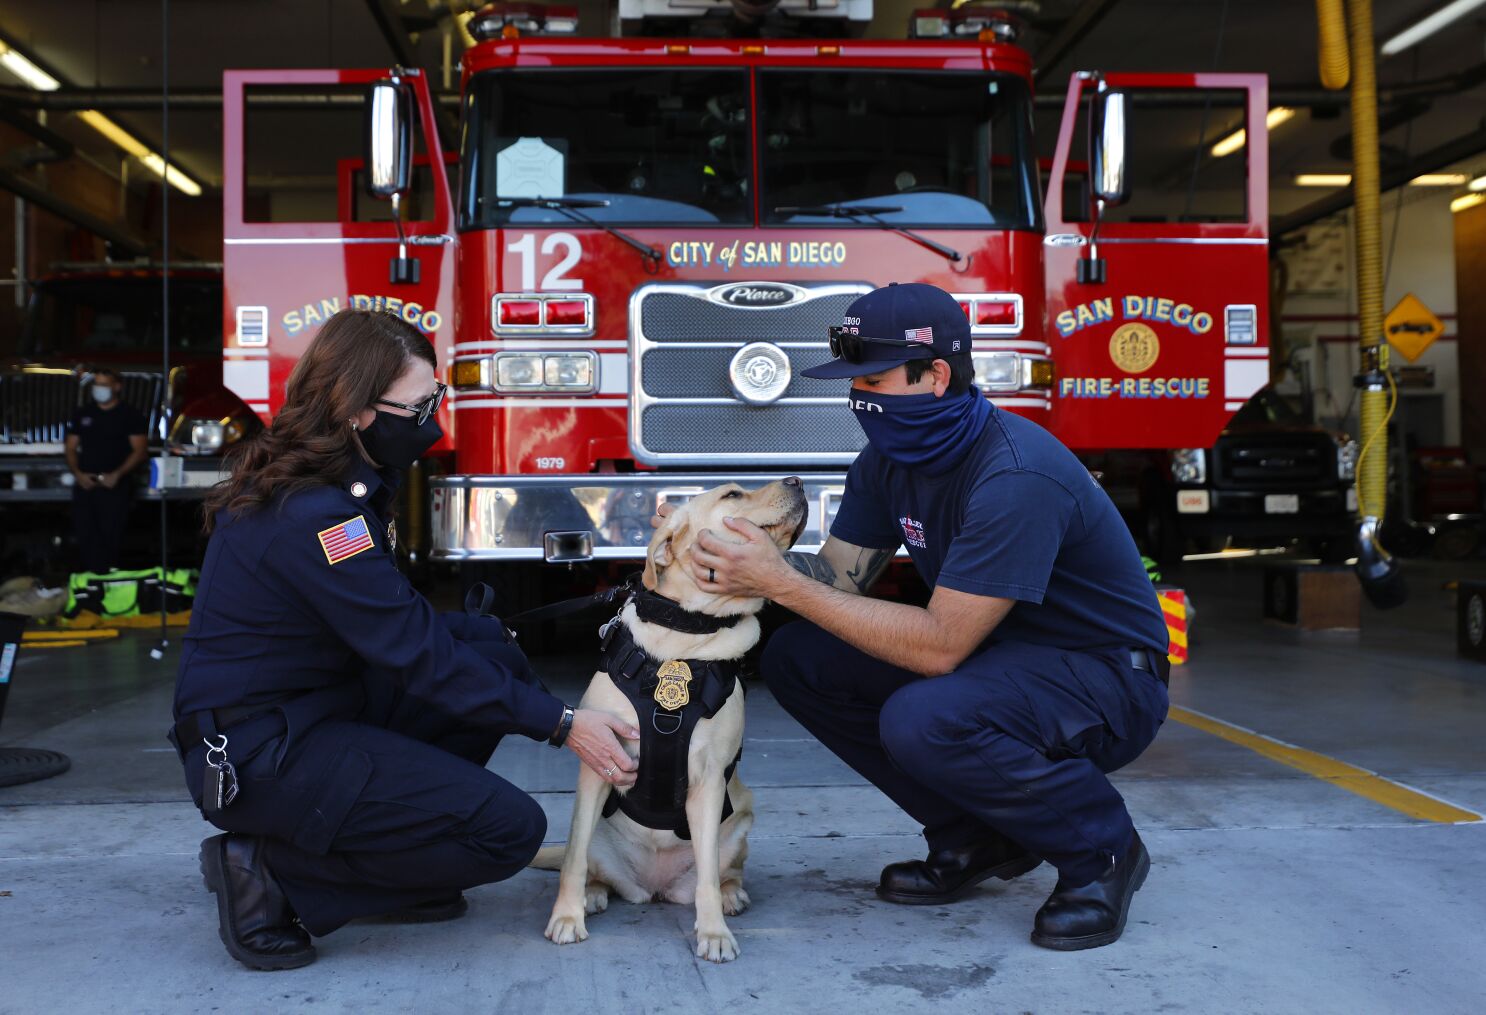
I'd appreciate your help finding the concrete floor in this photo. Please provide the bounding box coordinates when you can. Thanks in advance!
[3,557,1485,1014]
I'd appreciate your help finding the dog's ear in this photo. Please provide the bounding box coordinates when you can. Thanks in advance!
[642,511,689,591]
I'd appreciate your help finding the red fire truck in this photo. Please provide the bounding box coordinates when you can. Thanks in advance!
[219,4,1270,590]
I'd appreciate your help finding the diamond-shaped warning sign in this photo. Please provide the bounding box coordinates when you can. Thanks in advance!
[1384,293,1445,363]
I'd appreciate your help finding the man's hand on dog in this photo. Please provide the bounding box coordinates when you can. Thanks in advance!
[568,710,640,788]
[651,502,790,599]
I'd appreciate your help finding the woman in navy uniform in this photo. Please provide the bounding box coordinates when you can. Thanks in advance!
[172,310,639,970]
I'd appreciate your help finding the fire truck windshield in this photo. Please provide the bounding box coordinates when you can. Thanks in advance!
[23,277,222,357]
[759,69,1039,230]
[459,68,753,228]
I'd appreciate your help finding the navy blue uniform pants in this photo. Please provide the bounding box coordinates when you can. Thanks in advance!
[180,638,547,936]
[72,485,131,573]
[763,622,1168,884]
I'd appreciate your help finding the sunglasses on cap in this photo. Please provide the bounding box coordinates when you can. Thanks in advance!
[826,326,936,364]
[376,382,447,425]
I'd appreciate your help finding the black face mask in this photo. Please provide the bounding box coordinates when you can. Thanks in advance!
[358,410,443,471]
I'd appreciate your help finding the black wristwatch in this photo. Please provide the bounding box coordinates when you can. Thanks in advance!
[549,705,575,748]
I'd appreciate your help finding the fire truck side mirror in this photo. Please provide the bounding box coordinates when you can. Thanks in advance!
[366,80,414,200]
[1091,90,1129,207]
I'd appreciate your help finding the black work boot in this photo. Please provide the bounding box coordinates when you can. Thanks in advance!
[361,893,469,924]
[1031,831,1151,951]
[199,834,316,970]
[877,833,1041,905]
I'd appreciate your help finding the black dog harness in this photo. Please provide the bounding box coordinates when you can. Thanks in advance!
[597,589,745,841]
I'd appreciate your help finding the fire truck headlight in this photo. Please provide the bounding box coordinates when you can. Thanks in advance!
[188,420,225,453]
[972,352,1021,392]
[544,354,593,390]
[497,355,545,389]
[1171,448,1207,485]
[1337,438,1359,481]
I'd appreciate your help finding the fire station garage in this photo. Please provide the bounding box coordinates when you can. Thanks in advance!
[2,0,1485,1010]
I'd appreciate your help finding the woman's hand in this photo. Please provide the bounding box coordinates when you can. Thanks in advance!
[565,709,640,789]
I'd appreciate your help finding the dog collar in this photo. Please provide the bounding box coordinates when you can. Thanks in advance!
[631,587,742,635]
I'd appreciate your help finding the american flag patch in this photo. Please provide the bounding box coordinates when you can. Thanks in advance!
[317,515,375,565]
[905,326,934,344]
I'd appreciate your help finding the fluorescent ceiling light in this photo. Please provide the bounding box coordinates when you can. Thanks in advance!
[1381,0,1486,56]
[1210,107,1296,158]
[1453,193,1486,213]
[1294,172,1471,188]
[78,110,202,196]
[1468,174,1486,192]
[0,39,60,91]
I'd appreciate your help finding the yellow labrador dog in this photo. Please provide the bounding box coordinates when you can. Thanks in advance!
[535,478,807,963]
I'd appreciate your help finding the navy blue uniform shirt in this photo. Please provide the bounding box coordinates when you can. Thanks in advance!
[830,403,1169,656]
[174,461,564,741]
[68,402,148,474]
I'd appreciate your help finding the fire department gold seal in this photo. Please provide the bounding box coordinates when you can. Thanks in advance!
[1109,323,1160,374]
[654,659,694,711]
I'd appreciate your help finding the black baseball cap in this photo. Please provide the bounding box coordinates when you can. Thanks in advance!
[800,282,971,380]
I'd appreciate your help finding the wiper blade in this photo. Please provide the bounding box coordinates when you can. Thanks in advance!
[771,202,962,264]
[496,195,611,210]
[496,194,662,265]
[773,203,904,218]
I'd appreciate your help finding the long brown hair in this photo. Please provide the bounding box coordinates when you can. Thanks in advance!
[203,309,436,530]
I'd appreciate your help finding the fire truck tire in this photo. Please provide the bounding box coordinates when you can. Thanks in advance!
[1138,478,1185,570]
[458,561,563,654]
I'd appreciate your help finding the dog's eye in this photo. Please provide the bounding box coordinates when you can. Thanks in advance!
[722,490,743,499]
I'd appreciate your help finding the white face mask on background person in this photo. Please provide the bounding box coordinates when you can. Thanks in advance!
[91,385,114,404]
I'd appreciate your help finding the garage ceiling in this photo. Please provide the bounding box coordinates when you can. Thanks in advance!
[2,0,1484,231]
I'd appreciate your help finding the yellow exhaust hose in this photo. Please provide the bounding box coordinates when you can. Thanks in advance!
[1315,0,1350,90]
[1343,0,1391,526]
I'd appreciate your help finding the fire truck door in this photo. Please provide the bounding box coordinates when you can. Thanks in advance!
[1043,73,1270,451]
[221,69,456,431]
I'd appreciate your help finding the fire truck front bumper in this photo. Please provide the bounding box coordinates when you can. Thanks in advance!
[430,473,851,562]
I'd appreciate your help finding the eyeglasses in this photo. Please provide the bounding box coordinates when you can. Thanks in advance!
[376,382,447,425]
[827,326,935,364]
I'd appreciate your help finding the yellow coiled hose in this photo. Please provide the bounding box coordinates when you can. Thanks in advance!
[1315,0,1350,90]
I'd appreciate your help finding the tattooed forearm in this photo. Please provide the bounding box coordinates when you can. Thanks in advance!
[845,547,893,594]
[785,551,839,587]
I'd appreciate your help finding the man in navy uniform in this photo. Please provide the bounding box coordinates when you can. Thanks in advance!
[65,367,149,572]
[688,283,1171,950]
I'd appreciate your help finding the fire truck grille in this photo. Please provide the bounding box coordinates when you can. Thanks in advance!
[632,282,871,465]
[1,372,79,444]
[1216,435,1336,490]
[641,405,865,455]
[641,348,844,400]
[0,371,164,445]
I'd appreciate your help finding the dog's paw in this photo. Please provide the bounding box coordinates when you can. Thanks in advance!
[721,880,751,916]
[584,883,610,915]
[694,923,740,963]
[544,910,588,945]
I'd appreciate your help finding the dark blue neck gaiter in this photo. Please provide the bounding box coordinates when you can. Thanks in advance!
[850,388,993,475]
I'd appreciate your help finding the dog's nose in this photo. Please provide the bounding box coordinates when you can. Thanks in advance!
[783,476,802,488]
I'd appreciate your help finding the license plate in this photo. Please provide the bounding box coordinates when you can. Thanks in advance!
[1264,494,1300,514]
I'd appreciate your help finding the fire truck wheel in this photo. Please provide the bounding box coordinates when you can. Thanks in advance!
[458,561,564,655]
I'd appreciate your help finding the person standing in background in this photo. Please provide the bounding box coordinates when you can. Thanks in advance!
[64,367,149,573]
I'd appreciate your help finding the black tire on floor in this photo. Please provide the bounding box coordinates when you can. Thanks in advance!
[457,561,567,655]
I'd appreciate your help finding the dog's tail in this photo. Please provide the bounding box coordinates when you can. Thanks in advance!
[528,844,567,871]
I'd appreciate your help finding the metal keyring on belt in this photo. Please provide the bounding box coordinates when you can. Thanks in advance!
[708,568,716,584]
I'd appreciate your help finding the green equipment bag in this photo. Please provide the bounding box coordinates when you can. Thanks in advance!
[65,567,199,619]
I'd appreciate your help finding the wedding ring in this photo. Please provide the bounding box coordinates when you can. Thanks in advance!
[604,764,616,777]
[709,568,716,584]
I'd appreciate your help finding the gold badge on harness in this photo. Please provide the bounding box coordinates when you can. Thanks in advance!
[653,660,693,711]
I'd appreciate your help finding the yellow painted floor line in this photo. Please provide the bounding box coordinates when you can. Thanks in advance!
[1167,705,1483,825]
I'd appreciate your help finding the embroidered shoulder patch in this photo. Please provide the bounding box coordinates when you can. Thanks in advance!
[317,515,375,565]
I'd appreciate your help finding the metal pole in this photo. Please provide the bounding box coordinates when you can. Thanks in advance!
[152,0,172,660]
